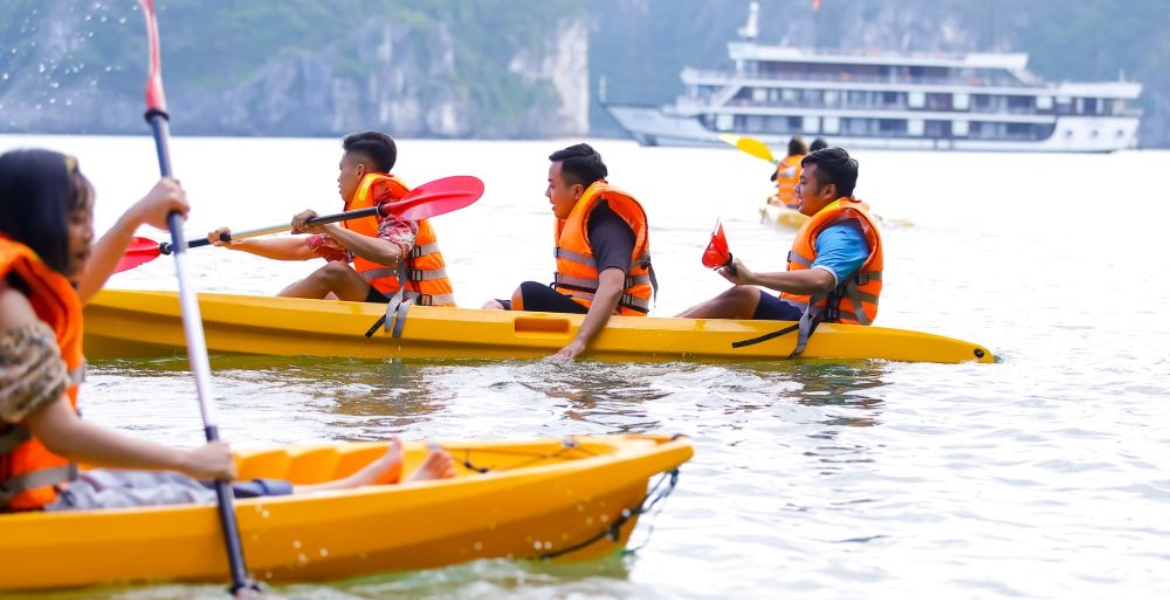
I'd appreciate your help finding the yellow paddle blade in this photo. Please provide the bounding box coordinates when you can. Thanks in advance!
[718,133,776,164]
[736,136,777,164]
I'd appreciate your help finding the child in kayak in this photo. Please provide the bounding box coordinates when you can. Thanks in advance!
[0,149,453,512]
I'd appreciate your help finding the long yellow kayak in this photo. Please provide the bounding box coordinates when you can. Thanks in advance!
[0,434,692,591]
[83,290,995,364]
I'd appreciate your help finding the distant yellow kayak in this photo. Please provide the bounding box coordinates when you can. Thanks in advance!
[759,202,809,229]
[0,435,693,591]
[84,290,995,364]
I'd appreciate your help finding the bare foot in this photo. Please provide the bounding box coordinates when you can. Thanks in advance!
[405,447,457,482]
[349,438,405,486]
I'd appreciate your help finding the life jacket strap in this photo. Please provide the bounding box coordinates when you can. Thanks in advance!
[0,463,77,509]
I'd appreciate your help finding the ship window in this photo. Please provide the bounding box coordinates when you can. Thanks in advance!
[1116,129,1125,138]
[1006,96,1033,112]
[824,90,840,106]
[1084,98,1099,114]
[1006,123,1032,138]
[782,89,798,102]
[1091,129,1099,138]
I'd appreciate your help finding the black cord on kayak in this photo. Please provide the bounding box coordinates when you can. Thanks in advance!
[537,468,680,561]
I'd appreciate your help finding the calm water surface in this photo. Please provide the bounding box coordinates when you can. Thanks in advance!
[2,134,1169,600]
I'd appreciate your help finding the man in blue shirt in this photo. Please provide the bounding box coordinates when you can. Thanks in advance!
[678,147,880,322]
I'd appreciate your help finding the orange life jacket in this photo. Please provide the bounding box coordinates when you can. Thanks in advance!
[553,181,656,316]
[0,237,82,511]
[774,154,804,208]
[779,198,883,355]
[343,173,455,306]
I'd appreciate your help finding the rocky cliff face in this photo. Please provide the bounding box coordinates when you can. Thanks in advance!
[0,6,590,138]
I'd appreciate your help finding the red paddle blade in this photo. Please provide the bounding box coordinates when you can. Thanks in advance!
[115,237,163,273]
[382,175,485,221]
[701,220,732,269]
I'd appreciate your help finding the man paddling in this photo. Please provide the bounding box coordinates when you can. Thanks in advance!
[768,136,807,209]
[678,147,883,356]
[208,131,455,306]
[482,143,657,361]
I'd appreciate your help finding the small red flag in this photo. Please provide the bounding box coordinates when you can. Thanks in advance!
[812,0,821,11]
[701,219,733,270]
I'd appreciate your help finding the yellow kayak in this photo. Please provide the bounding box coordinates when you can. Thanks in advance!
[84,290,995,364]
[0,434,692,591]
[759,202,809,229]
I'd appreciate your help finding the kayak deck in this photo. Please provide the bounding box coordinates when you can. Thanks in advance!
[83,290,995,364]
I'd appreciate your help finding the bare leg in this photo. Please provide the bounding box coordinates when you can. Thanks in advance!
[278,261,372,301]
[292,438,456,494]
[675,285,763,319]
[293,438,406,493]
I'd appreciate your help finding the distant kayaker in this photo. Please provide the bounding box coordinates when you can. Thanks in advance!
[0,149,454,512]
[678,147,883,356]
[768,136,807,209]
[482,143,657,361]
[208,131,455,307]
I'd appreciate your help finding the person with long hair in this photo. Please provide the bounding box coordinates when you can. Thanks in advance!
[0,149,452,512]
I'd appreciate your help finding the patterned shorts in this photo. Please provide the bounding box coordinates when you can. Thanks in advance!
[44,469,292,511]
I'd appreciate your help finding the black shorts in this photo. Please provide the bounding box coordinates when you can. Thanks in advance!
[752,293,804,321]
[365,286,391,304]
[496,281,589,314]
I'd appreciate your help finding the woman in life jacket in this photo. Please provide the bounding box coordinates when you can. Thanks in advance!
[0,149,453,512]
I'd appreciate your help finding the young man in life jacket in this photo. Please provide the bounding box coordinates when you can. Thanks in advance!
[482,143,656,362]
[1,149,454,513]
[678,147,883,355]
[768,136,808,209]
[208,131,455,307]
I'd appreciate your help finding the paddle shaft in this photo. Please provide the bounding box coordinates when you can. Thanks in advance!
[139,1,254,594]
[160,206,380,255]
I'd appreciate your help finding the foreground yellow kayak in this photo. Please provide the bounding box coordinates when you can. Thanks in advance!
[84,290,995,364]
[0,435,692,591]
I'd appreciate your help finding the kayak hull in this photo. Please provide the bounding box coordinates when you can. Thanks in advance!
[759,202,809,229]
[83,290,995,364]
[0,435,692,590]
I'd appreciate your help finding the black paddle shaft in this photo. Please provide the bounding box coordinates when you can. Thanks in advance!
[159,206,381,255]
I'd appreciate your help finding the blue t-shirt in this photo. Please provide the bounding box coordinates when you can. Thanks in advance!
[810,220,870,285]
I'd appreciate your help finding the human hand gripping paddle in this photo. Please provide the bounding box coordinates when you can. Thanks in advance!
[137,1,260,596]
[114,175,484,273]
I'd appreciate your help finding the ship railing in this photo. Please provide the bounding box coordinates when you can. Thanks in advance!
[683,67,1037,88]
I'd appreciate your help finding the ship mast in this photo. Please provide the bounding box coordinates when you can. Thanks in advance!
[737,1,759,41]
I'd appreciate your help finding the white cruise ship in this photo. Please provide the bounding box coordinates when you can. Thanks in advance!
[603,3,1142,152]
